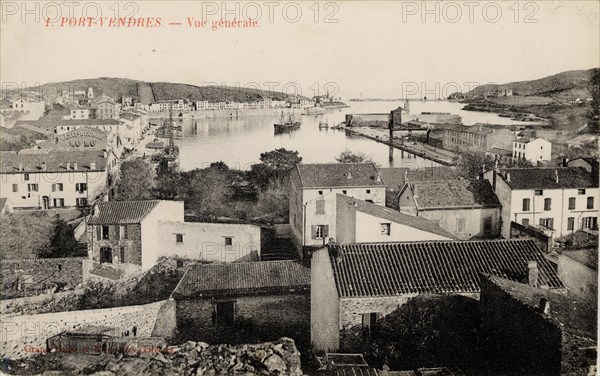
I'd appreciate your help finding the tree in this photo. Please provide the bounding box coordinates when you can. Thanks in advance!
[335,149,375,164]
[250,148,302,189]
[365,295,481,371]
[180,166,234,221]
[0,212,54,259]
[253,178,290,222]
[39,217,86,258]
[113,158,155,201]
[152,160,180,199]
[455,150,493,179]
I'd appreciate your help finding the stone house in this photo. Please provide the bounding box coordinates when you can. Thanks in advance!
[172,261,310,342]
[398,179,501,240]
[443,124,515,152]
[484,167,599,238]
[310,239,563,352]
[289,163,386,255]
[479,274,596,376]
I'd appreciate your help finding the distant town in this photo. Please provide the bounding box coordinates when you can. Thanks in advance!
[0,67,598,376]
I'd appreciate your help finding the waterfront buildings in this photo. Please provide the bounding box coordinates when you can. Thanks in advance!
[443,124,515,152]
[512,137,552,163]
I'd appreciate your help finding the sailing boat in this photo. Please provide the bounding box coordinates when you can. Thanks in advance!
[274,112,301,133]
[161,104,179,162]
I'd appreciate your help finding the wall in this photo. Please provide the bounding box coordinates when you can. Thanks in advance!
[354,210,451,242]
[88,223,142,267]
[417,207,500,240]
[140,201,185,271]
[1,169,107,209]
[157,221,261,262]
[524,138,552,163]
[0,299,176,360]
[310,248,340,352]
[558,253,598,300]
[484,171,512,239]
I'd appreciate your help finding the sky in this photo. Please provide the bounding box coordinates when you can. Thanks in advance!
[1,0,599,99]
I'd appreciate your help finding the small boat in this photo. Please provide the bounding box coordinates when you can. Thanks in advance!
[274,113,301,133]
[319,119,329,129]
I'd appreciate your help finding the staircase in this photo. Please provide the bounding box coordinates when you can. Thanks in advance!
[261,237,298,261]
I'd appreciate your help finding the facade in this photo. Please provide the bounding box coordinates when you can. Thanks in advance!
[557,249,598,300]
[512,137,552,163]
[311,239,564,352]
[0,98,46,120]
[289,163,386,253]
[335,194,455,243]
[398,179,501,239]
[172,261,310,341]
[54,119,122,136]
[157,221,263,262]
[86,200,185,279]
[64,104,90,120]
[484,167,599,238]
[0,150,108,209]
[94,98,121,120]
[479,275,596,376]
[443,124,515,152]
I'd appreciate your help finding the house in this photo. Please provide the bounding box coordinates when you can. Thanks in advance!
[565,157,599,174]
[63,103,90,120]
[0,150,108,210]
[0,98,46,120]
[484,167,599,238]
[479,274,596,376]
[398,179,501,239]
[171,261,310,342]
[335,194,455,243]
[156,221,264,262]
[85,200,184,280]
[0,197,14,215]
[443,124,515,152]
[93,97,121,120]
[54,119,122,136]
[557,248,598,300]
[311,239,563,351]
[289,163,386,255]
[512,137,552,163]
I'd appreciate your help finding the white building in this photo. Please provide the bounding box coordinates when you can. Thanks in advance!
[484,167,599,238]
[512,137,552,163]
[1,98,46,120]
[0,149,108,209]
[54,119,123,136]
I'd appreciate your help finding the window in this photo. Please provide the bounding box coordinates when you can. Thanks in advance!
[366,189,371,194]
[568,197,576,210]
[224,237,233,246]
[102,225,110,240]
[312,225,329,239]
[27,184,38,192]
[456,218,466,233]
[214,301,236,325]
[12,184,18,192]
[567,217,575,231]
[316,200,325,215]
[582,217,598,230]
[76,183,87,192]
[57,264,62,271]
[176,260,184,268]
[176,234,184,243]
[522,218,530,226]
[53,198,65,207]
[535,190,543,196]
[120,247,125,263]
[115,225,120,240]
[56,183,63,191]
[522,198,530,211]
[318,190,323,195]
[587,197,594,209]
[578,189,586,195]
[342,190,347,195]
[362,312,379,338]
[23,173,29,181]
[544,198,551,211]
[539,218,554,229]
[380,223,391,236]
[100,247,112,264]
[122,225,128,240]
[77,198,88,207]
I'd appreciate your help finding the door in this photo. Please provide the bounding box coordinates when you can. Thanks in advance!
[215,301,235,325]
[42,196,49,210]
[100,247,113,264]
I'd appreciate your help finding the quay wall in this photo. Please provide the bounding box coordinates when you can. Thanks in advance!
[148,107,324,120]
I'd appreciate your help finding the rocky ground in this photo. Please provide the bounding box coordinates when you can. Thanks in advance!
[3,337,304,376]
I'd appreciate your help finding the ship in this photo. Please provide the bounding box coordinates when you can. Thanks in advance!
[274,113,301,133]
[319,118,329,129]
[161,106,179,162]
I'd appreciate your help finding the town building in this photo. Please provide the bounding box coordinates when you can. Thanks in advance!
[85,200,185,280]
[63,103,90,120]
[479,274,596,376]
[335,194,455,243]
[443,124,515,152]
[311,239,563,352]
[484,167,599,238]
[378,167,458,208]
[512,137,552,163]
[93,97,121,120]
[398,179,501,239]
[171,261,310,342]
[557,248,598,300]
[54,119,122,136]
[289,163,386,254]
[0,98,46,120]
[565,157,599,173]
[0,150,108,210]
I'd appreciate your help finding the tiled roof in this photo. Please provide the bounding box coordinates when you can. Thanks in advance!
[501,167,597,189]
[16,119,122,127]
[0,150,107,173]
[465,125,496,134]
[483,275,596,339]
[487,147,512,156]
[379,167,458,189]
[407,180,501,209]
[173,261,310,298]
[295,163,384,188]
[88,200,161,224]
[330,239,563,298]
[336,194,456,239]
[0,197,7,210]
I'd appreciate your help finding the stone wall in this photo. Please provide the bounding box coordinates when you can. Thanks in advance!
[1,298,176,360]
[1,257,85,298]
[558,253,598,300]
[88,223,142,266]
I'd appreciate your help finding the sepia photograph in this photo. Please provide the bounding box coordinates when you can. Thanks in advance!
[0,0,598,375]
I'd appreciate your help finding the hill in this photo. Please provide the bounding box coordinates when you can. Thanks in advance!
[8,77,294,104]
[466,69,597,101]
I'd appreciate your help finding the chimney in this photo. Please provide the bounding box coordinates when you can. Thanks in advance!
[73,162,78,170]
[528,261,539,287]
[346,172,352,180]
[375,172,381,183]
[41,161,47,171]
[554,170,559,184]
[66,162,71,170]
[539,298,551,315]
[90,162,96,170]
[18,163,23,171]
